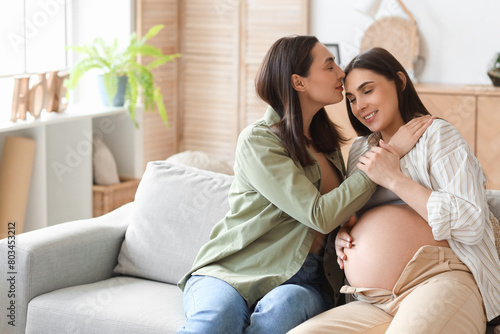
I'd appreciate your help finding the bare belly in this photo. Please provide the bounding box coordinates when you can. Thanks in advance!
[343,204,449,291]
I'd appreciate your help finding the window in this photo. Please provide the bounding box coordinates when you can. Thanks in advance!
[0,0,132,121]
[0,0,69,120]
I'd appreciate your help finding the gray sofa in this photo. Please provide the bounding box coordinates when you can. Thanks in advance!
[1,160,499,334]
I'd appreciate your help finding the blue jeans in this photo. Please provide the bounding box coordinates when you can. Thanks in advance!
[177,255,328,334]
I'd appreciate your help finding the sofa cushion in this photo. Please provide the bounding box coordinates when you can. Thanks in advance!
[26,277,184,334]
[113,161,233,284]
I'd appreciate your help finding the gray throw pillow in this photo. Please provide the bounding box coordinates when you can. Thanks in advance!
[487,189,500,259]
[93,137,120,185]
[487,189,500,221]
[166,150,234,175]
[113,161,233,284]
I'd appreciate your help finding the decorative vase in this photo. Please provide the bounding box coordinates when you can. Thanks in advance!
[97,75,128,107]
[487,53,500,87]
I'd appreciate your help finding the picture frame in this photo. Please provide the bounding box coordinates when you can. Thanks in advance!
[325,43,341,67]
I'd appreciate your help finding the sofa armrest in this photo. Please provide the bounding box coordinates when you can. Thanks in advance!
[0,203,131,333]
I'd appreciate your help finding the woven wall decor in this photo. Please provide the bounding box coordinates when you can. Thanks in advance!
[360,16,420,73]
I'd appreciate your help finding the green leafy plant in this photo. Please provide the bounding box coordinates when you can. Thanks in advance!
[487,53,500,87]
[66,24,180,126]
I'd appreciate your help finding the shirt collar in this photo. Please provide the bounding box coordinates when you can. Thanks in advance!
[264,106,281,127]
[263,106,345,178]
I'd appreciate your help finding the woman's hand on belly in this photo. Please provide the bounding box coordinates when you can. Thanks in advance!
[335,215,356,269]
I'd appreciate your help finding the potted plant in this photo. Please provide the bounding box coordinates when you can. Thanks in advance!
[487,52,500,87]
[65,24,180,126]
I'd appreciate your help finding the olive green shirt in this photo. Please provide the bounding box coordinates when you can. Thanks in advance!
[178,107,376,307]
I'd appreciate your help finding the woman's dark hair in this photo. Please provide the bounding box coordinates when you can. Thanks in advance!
[255,35,346,166]
[344,47,430,136]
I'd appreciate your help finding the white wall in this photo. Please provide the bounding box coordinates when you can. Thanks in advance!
[310,0,500,85]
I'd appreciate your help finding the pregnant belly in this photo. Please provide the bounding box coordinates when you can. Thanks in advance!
[343,204,449,291]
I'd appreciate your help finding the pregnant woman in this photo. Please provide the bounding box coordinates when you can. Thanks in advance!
[289,47,500,334]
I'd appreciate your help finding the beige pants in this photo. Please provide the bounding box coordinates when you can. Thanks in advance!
[289,246,486,334]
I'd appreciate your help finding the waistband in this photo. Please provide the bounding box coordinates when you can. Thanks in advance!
[341,245,471,297]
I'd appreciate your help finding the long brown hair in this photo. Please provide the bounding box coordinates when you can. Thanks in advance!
[344,47,430,136]
[255,35,346,166]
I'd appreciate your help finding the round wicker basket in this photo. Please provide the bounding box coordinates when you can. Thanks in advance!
[360,16,420,71]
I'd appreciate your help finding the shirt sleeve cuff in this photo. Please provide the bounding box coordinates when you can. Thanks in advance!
[355,170,378,193]
[427,191,452,240]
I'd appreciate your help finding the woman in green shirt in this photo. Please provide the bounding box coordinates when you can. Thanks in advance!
[177,35,432,334]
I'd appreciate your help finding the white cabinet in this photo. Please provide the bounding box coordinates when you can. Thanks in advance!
[0,106,141,233]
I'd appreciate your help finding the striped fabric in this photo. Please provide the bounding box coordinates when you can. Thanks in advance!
[347,118,500,321]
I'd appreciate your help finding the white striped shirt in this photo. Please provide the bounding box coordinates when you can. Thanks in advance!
[347,118,500,321]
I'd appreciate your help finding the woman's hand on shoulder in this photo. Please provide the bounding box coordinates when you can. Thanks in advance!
[357,140,404,189]
[388,115,435,158]
[336,215,356,269]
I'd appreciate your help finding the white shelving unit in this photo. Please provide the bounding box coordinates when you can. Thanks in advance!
[0,105,142,233]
